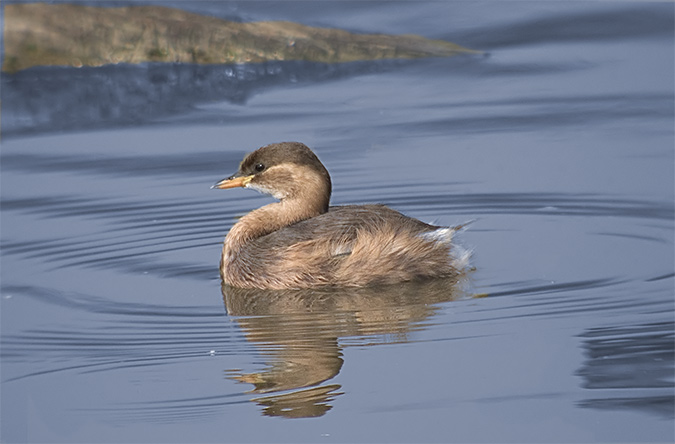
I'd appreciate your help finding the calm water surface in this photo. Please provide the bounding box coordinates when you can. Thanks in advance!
[1,1,674,443]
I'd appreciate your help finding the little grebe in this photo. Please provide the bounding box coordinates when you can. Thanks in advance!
[213,142,469,289]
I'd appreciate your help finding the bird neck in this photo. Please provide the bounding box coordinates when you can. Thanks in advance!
[224,192,329,254]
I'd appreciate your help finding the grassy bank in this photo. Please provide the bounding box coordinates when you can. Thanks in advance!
[4,3,476,73]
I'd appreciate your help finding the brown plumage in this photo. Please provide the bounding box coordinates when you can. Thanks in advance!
[213,142,469,289]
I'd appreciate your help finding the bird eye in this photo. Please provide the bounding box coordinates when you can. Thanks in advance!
[254,163,265,172]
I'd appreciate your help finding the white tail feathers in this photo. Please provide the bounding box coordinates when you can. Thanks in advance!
[450,243,473,271]
[419,221,474,272]
[419,227,455,244]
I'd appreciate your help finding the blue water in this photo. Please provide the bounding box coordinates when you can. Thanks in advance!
[1,1,673,442]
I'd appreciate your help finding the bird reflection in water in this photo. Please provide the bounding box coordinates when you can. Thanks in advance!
[222,277,471,418]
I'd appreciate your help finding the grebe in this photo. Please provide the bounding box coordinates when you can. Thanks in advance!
[213,142,468,289]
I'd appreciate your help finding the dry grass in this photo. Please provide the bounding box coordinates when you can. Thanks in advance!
[3,3,477,73]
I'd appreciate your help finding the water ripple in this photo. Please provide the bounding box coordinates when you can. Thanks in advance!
[2,189,671,279]
[455,5,673,49]
[577,321,675,418]
[1,285,236,382]
[1,151,242,178]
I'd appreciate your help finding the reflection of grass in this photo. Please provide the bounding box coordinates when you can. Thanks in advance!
[3,3,478,72]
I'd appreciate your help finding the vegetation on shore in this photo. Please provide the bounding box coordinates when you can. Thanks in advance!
[3,3,477,73]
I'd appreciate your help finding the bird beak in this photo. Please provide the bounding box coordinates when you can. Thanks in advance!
[211,174,254,189]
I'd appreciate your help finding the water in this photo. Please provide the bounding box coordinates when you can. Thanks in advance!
[1,1,673,442]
